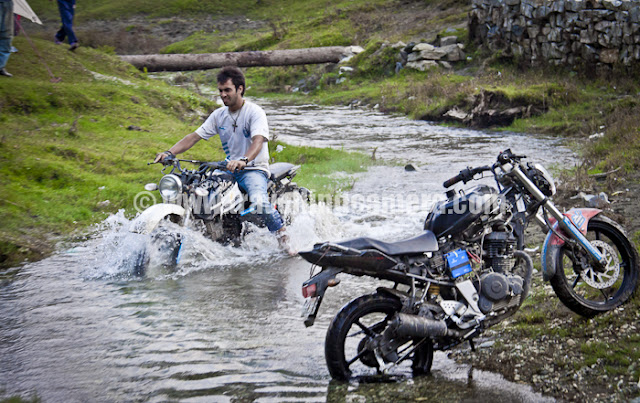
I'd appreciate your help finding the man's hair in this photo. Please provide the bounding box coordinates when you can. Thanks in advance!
[217,66,246,96]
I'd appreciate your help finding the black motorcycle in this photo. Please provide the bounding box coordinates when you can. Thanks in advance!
[299,149,638,380]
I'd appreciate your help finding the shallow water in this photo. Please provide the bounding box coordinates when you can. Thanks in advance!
[0,100,570,402]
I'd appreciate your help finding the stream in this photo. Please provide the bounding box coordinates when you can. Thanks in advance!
[0,99,574,402]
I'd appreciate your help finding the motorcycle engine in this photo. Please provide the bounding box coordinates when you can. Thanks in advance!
[477,230,523,314]
[484,230,517,273]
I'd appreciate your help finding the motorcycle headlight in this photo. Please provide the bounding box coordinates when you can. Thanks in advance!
[159,174,182,201]
[528,163,556,197]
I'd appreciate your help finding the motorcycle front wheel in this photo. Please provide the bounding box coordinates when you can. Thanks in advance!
[324,293,433,381]
[550,216,639,317]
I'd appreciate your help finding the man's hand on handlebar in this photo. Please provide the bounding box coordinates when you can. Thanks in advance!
[226,159,247,172]
[153,151,175,165]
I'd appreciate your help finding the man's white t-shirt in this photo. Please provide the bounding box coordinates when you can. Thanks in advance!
[195,100,270,173]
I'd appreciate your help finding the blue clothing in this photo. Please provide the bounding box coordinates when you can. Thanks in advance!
[0,0,13,70]
[55,0,77,45]
[233,169,284,232]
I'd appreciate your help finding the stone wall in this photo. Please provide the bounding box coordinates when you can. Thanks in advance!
[469,0,640,66]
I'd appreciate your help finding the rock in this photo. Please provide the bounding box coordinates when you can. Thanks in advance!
[444,107,469,121]
[404,163,420,171]
[339,66,354,74]
[416,47,448,60]
[413,43,435,52]
[440,36,458,46]
[440,44,465,61]
[406,60,439,71]
[96,200,111,209]
[570,191,611,208]
[600,48,620,63]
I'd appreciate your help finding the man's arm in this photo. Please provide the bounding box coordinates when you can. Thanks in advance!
[154,132,201,163]
[226,135,267,172]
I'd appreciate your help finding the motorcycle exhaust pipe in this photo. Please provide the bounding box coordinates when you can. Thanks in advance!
[389,312,451,338]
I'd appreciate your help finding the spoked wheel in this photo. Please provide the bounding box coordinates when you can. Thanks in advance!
[550,216,639,317]
[324,293,433,381]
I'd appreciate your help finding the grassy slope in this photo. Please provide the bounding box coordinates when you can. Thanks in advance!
[0,38,216,265]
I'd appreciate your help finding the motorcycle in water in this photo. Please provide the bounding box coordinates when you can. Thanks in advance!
[299,149,638,380]
[129,155,309,274]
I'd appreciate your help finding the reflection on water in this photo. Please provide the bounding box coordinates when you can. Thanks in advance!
[0,100,566,402]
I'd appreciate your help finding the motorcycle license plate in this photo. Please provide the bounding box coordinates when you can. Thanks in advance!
[301,297,319,319]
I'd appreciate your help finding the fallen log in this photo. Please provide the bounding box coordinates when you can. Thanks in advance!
[120,46,361,72]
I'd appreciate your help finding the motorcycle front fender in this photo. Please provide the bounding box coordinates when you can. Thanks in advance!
[130,203,186,234]
[541,208,601,281]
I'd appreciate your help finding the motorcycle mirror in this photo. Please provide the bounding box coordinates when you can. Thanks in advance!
[144,183,158,191]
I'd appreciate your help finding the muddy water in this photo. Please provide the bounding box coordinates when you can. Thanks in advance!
[0,101,570,402]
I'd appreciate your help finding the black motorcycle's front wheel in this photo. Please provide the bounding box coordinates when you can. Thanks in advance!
[324,293,433,381]
[550,216,639,317]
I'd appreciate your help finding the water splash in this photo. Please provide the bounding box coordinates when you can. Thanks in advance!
[82,193,346,280]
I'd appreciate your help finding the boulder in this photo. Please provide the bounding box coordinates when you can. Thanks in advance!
[440,36,458,46]
[413,43,435,52]
[412,47,449,61]
[406,60,439,71]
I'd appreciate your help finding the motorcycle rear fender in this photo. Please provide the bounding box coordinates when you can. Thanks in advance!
[541,208,601,281]
[130,203,185,234]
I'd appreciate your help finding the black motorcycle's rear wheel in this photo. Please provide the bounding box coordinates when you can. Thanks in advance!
[550,216,639,317]
[324,293,433,381]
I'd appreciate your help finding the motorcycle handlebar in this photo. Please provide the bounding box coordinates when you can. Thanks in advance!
[443,171,467,188]
[442,166,492,188]
[203,161,228,169]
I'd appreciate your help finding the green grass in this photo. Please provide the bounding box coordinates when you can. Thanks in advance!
[269,141,371,195]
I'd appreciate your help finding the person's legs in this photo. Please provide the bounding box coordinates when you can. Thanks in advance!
[0,2,13,71]
[235,170,284,232]
[56,0,77,45]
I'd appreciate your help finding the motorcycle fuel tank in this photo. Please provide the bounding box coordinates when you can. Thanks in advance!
[424,185,499,238]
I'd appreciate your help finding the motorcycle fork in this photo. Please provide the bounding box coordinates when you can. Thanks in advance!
[512,165,605,267]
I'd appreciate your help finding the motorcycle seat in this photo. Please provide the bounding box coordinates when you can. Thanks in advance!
[336,231,439,256]
[269,162,298,181]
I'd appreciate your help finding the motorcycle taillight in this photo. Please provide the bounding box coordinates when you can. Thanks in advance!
[302,283,317,298]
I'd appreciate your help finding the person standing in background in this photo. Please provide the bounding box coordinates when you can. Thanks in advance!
[0,0,14,77]
[52,0,78,51]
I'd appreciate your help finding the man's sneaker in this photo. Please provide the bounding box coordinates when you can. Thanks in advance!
[0,68,12,77]
[54,38,62,45]
[69,42,79,51]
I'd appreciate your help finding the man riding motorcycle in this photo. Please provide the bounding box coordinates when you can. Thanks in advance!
[154,66,295,255]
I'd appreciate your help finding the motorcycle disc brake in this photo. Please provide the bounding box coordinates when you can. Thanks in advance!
[579,240,620,289]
